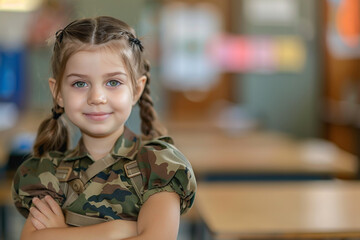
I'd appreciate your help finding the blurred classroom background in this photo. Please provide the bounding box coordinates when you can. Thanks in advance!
[0,0,360,239]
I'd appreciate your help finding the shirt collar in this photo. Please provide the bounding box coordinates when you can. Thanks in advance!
[63,126,140,162]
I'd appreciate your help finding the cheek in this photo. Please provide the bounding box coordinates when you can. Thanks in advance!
[62,91,85,110]
[112,91,133,111]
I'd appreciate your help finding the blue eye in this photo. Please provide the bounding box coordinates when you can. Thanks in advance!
[73,81,88,88]
[106,80,121,87]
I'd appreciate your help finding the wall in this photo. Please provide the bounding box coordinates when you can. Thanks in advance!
[233,0,322,138]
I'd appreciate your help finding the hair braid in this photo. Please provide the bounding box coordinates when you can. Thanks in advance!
[138,60,166,138]
[33,105,68,157]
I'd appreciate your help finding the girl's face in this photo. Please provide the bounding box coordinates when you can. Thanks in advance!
[52,48,144,139]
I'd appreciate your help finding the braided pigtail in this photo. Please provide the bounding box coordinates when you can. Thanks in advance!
[33,105,68,157]
[139,60,167,139]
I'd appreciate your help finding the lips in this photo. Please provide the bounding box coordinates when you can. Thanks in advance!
[84,112,112,121]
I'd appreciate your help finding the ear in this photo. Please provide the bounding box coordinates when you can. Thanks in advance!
[48,78,64,107]
[132,75,147,105]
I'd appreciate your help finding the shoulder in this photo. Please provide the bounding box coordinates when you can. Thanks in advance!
[13,151,65,192]
[12,151,66,217]
[17,151,65,173]
[136,136,197,214]
[16,151,63,174]
[137,136,192,173]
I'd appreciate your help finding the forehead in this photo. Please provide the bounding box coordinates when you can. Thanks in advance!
[64,46,127,75]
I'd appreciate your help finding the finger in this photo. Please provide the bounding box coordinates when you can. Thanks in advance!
[40,197,54,213]
[41,197,49,206]
[30,207,49,227]
[44,195,63,216]
[32,197,54,217]
[30,215,46,230]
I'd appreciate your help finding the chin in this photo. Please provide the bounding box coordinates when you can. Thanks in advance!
[81,129,112,138]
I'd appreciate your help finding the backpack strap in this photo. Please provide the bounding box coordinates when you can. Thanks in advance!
[55,160,76,208]
[124,160,144,204]
[78,153,118,188]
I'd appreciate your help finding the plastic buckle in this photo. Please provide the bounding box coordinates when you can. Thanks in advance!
[124,161,141,178]
[70,178,85,194]
[56,166,72,182]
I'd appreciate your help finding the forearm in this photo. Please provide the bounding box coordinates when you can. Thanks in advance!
[23,224,114,240]
[121,222,178,240]
[122,232,176,240]
[121,192,181,240]
[21,217,137,240]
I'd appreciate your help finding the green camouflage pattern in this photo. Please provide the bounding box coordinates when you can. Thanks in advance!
[12,127,196,220]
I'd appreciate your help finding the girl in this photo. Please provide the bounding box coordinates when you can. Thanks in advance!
[12,16,196,240]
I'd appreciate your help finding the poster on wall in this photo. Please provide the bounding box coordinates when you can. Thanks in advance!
[209,35,306,73]
[159,2,222,92]
[326,0,360,58]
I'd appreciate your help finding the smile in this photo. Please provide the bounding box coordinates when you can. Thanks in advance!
[84,112,112,121]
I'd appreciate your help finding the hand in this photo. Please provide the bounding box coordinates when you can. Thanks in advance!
[30,195,68,230]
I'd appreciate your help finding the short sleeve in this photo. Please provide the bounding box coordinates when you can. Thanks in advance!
[137,137,196,215]
[12,155,65,218]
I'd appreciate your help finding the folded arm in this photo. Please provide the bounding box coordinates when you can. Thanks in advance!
[21,217,138,240]
[21,196,137,240]
[21,191,181,240]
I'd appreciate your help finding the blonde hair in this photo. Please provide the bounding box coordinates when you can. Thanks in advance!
[33,16,165,157]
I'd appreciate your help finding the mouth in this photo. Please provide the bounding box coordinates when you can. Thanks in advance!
[84,112,112,121]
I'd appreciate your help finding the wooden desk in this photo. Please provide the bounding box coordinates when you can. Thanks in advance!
[169,126,358,179]
[0,178,12,206]
[0,178,13,240]
[197,181,360,239]
[0,110,48,166]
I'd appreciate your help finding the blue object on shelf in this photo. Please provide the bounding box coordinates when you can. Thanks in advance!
[0,47,26,107]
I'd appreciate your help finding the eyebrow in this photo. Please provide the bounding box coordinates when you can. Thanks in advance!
[66,71,127,79]
[105,71,127,77]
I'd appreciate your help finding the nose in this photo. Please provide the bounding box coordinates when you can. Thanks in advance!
[87,87,107,105]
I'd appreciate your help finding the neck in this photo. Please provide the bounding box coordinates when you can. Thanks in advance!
[82,126,124,161]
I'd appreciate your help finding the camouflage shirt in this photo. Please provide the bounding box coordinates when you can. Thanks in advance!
[12,127,196,221]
